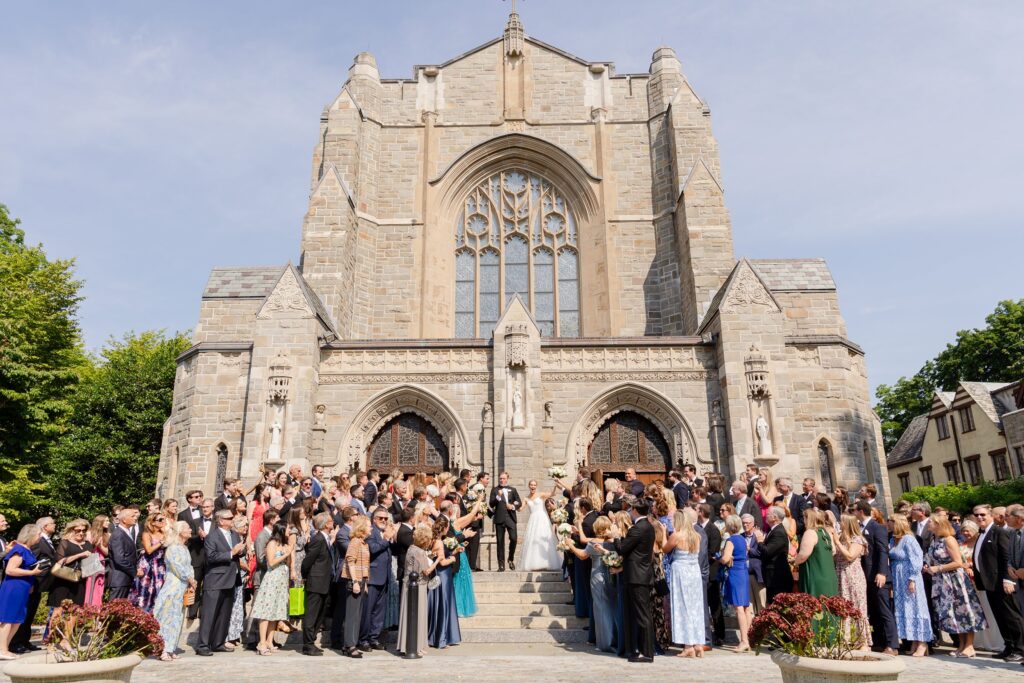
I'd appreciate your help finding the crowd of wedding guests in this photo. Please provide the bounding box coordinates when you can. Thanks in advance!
[0,466,489,660]
[555,464,1024,665]
[2,462,1024,666]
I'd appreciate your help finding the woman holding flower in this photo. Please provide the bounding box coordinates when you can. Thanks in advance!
[521,478,564,571]
[569,515,618,652]
[426,516,461,649]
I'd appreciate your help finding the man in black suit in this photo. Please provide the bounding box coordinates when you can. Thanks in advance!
[730,480,758,519]
[393,507,416,582]
[195,509,246,656]
[360,507,396,651]
[107,508,139,600]
[467,472,489,570]
[183,498,214,620]
[744,464,761,497]
[213,479,242,512]
[329,506,357,650]
[489,471,521,571]
[698,503,724,646]
[11,516,57,653]
[612,496,655,663]
[361,470,379,511]
[668,470,690,510]
[623,468,645,498]
[759,507,794,606]
[682,463,703,490]
[576,499,600,644]
[300,512,335,656]
[973,504,1024,661]
[178,490,204,525]
[854,501,898,654]
[794,478,817,535]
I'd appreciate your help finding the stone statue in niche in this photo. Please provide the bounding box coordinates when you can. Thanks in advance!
[544,401,553,423]
[268,420,283,460]
[482,402,493,425]
[511,377,525,429]
[756,415,772,457]
[313,404,326,428]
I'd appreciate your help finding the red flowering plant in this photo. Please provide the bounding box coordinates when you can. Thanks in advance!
[44,599,163,662]
[748,593,864,660]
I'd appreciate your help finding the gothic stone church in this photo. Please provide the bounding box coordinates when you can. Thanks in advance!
[158,11,889,503]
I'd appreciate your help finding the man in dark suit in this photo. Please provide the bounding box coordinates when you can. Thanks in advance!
[771,478,805,525]
[107,508,139,600]
[362,469,379,511]
[1007,505,1024,617]
[794,478,817,535]
[576,499,600,643]
[973,504,1024,661]
[759,507,794,606]
[183,498,214,620]
[213,479,242,512]
[489,471,521,571]
[11,516,57,653]
[698,503,724,646]
[360,507,396,651]
[300,512,335,656]
[668,470,690,510]
[195,509,245,656]
[682,464,703,490]
[854,501,898,654]
[393,507,416,583]
[329,507,356,650]
[623,468,645,498]
[690,508,713,651]
[730,480,758,520]
[613,496,655,663]
[178,490,204,525]
[388,480,407,521]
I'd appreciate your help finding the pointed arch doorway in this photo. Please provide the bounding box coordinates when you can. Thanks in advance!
[366,412,450,476]
[587,410,672,488]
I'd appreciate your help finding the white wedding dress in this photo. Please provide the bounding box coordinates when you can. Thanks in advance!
[520,496,562,571]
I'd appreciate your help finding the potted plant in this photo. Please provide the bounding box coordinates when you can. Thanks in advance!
[3,599,162,683]
[749,593,905,683]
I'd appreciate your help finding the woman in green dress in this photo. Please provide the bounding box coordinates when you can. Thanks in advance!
[794,508,839,597]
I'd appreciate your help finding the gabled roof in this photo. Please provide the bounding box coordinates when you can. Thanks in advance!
[749,259,836,292]
[954,381,1012,424]
[698,259,782,333]
[886,414,929,468]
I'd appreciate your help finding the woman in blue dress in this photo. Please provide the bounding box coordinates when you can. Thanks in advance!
[664,509,705,657]
[719,515,752,651]
[153,521,196,661]
[426,516,462,649]
[453,526,478,618]
[571,515,616,652]
[0,524,43,660]
[890,514,933,657]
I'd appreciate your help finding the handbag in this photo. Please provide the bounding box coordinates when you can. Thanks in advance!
[288,586,305,616]
[51,564,82,583]
[654,576,669,597]
[183,586,196,607]
[80,552,104,578]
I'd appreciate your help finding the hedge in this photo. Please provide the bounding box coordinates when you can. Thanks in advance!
[898,477,1024,514]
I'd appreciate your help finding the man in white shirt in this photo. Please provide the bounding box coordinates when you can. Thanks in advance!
[973,504,1024,661]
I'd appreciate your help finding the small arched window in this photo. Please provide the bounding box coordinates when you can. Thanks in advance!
[454,169,580,338]
[818,439,837,492]
[214,443,228,490]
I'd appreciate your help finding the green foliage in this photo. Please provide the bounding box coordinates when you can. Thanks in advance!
[0,204,85,520]
[46,331,190,520]
[899,478,1024,514]
[875,299,1024,451]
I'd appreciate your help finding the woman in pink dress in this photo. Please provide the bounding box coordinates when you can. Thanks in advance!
[84,514,110,606]
[833,514,871,650]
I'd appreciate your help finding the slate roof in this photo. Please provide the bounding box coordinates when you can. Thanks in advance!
[936,392,955,409]
[886,414,929,468]
[202,267,283,299]
[958,381,1013,423]
[750,259,836,291]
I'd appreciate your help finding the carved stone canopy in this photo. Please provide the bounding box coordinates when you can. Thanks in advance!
[268,351,293,403]
[744,345,770,400]
[505,324,529,368]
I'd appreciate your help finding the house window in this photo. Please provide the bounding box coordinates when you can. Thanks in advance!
[966,456,983,485]
[898,472,911,494]
[991,450,1010,481]
[919,466,934,487]
[959,407,975,433]
[935,415,950,440]
[453,169,580,338]
[943,461,961,484]
[1016,446,1024,478]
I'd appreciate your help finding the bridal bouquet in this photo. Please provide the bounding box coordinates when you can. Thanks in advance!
[443,537,460,551]
[556,522,574,537]
[548,466,567,479]
[601,551,623,569]
[557,537,575,552]
[471,483,487,499]
[549,507,568,524]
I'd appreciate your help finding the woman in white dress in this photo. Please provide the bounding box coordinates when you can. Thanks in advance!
[520,479,565,571]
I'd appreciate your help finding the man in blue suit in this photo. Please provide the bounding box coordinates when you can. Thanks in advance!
[359,508,396,651]
[855,500,898,654]
[195,509,245,656]
[108,506,139,600]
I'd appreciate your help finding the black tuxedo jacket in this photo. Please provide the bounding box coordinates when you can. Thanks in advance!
[393,524,415,581]
[861,519,892,583]
[301,532,334,594]
[489,486,522,526]
[974,524,1013,592]
[202,528,242,592]
[703,519,722,576]
[758,524,792,591]
[614,517,655,586]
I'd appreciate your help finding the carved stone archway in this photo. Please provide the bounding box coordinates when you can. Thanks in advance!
[340,385,471,473]
[564,383,698,474]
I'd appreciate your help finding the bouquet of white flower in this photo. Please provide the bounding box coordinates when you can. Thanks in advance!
[556,522,574,537]
[443,537,460,550]
[601,551,623,568]
[557,537,575,552]
[471,483,487,498]
[549,507,568,524]
[548,466,567,479]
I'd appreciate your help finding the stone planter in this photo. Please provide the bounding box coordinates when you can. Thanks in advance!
[771,650,905,683]
[3,653,143,683]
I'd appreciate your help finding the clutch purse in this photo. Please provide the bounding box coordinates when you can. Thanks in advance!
[80,552,104,578]
[51,564,82,583]
[183,586,196,606]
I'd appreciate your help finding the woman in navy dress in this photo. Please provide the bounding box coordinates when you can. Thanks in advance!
[719,515,752,651]
[0,525,44,660]
[426,516,461,649]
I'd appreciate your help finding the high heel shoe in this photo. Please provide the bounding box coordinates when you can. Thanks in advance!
[257,647,272,656]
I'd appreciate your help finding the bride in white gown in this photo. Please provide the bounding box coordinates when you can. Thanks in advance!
[520,479,565,571]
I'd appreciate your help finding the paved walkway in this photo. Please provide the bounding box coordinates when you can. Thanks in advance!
[4,643,1023,682]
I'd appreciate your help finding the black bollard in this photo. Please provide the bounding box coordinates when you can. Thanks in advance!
[403,572,422,659]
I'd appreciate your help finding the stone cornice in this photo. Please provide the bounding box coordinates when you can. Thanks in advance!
[176,342,252,363]
[785,335,864,356]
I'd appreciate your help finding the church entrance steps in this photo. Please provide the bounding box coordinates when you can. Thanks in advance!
[472,602,576,617]
[474,591,570,604]
[460,615,588,630]
[462,568,589,644]
[472,570,564,583]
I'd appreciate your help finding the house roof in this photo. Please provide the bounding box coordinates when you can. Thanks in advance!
[886,414,929,468]
[955,381,1012,423]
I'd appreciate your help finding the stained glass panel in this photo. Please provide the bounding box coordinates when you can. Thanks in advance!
[586,412,668,472]
[590,425,611,464]
[369,428,392,468]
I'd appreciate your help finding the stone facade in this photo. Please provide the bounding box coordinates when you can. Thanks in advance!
[158,11,888,504]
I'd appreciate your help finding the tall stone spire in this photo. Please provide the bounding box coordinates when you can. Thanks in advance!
[504,0,524,57]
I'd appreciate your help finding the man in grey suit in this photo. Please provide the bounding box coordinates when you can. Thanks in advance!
[195,509,245,656]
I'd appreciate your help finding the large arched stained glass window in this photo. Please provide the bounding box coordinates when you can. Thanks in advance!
[454,169,581,338]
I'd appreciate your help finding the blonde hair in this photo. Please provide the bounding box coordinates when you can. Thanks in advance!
[804,508,827,531]
[839,514,861,543]
[350,516,371,539]
[61,518,90,539]
[891,513,912,540]
[613,510,633,535]
[673,510,700,553]
[412,525,433,549]
[723,514,742,535]
[593,516,612,538]
[932,517,955,539]
[581,480,603,511]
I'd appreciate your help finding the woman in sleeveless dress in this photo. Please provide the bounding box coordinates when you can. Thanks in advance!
[570,515,617,652]
[250,522,295,655]
[664,509,705,657]
[520,479,564,571]
[924,517,986,658]
[129,514,167,613]
[153,521,195,660]
[720,515,752,651]
[426,516,461,649]
[84,515,110,607]
[795,508,839,598]
[453,525,478,617]
[834,514,871,650]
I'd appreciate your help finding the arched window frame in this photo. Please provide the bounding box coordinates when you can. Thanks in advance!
[817,438,837,492]
[454,169,581,338]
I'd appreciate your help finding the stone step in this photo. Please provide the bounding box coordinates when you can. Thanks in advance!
[459,628,590,644]
[475,591,571,605]
[461,615,587,630]
[471,570,564,583]
[472,602,577,617]
[470,580,568,593]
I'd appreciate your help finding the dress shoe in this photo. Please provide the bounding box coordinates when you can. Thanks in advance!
[24,644,40,652]
[302,647,323,656]
[1006,653,1024,663]
[497,566,506,572]
[211,646,232,653]
[357,643,372,652]
[628,655,654,663]
[344,647,363,659]
[997,648,1013,659]
[370,642,386,651]
[508,562,516,570]
[195,650,213,657]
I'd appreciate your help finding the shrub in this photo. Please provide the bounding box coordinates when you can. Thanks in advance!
[749,593,863,660]
[44,599,162,661]
[899,478,1024,514]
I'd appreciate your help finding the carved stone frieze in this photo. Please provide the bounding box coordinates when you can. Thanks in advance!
[320,373,490,384]
[257,269,311,319]
[319,348,488,374]
[542,346,713,373]
[722,267,780,313]
[541,371,709,382]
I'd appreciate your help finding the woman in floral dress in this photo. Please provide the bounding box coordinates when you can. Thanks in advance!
[153,522,195,660]
[130,513,167,613]
[833,514,871,650]
[250,522,295,655]
[925,517,987,657]
[889,514,932,657]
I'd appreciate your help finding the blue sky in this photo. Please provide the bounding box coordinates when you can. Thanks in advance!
[2,2,1022,395]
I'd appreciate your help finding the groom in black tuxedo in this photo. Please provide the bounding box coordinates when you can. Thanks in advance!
[613,495,656,663]
[489,471,522,571]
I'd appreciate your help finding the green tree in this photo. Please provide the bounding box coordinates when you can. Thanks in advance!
[0,204,85,520]
[46,331,190,520]
[875,299,1024,452]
